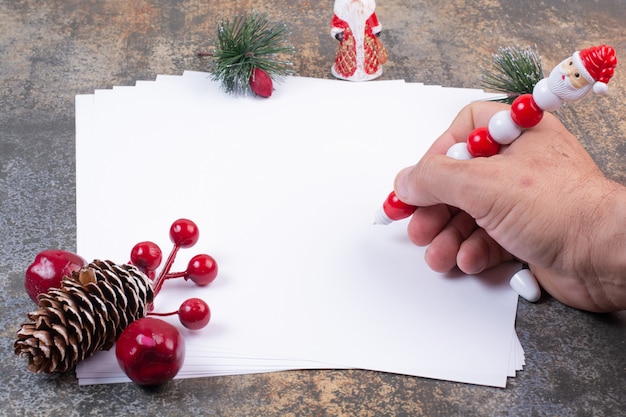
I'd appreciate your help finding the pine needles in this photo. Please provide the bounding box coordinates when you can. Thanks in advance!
[210,11,294,95]
[480,45,544,103]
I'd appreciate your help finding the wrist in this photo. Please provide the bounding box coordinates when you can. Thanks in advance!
[589,180,626,310]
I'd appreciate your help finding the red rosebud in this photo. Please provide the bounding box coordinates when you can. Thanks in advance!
[249,67,273,98]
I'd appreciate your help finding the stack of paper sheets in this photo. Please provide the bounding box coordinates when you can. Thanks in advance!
[74,72,524,388]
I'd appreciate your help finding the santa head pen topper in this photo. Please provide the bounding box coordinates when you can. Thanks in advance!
[375,45,617,303]
[330,0,388,81]
[530,44,617,113]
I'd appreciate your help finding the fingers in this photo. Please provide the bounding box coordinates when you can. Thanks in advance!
[395,154,500,222]
[422,222,514,275]
[406,203,508,274]
[406,204,456,246]
[456,228,515,274]
[394,103,530,219]
[395,102,516,273]
[423,211,478,272]
[396,101,568,276]
[394,102,510,211]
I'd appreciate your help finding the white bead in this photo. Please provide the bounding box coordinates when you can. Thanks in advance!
[446,142,473,160]
[509,269,541,302]
[488,110,521,145]
[532,79,563,112]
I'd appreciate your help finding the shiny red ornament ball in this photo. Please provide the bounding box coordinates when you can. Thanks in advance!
[510,94,544,128]
[467,127,500,157]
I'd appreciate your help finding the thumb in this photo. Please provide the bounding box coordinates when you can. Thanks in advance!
[394,154,500,219]
[393,101,512,216]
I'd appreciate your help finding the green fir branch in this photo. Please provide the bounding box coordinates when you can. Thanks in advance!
[210,11,295,95]
[480,45,544,103]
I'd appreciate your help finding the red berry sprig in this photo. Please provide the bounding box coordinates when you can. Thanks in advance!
[127,218,217,329]
[121,218,218,385]
[130,219,219,297]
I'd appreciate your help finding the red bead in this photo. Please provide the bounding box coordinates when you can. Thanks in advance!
[466,127,500,157]
[382,191,416,221]
[510,94,543,128]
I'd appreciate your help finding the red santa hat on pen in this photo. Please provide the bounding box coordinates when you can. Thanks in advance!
[572,45,618,94]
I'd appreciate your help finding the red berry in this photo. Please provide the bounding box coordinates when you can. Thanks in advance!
[510,94,544,128]
[186,254,218,286]
[130,241,162,273]
[169,218,199,248]
[467,127,500,157]
[178,298,211,330]
[24,250,87,303]
[115,317,185,386]
[382,191,416,221]
[249,67,273,98]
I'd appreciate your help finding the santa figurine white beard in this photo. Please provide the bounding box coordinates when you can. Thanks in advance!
[330,0,386,81]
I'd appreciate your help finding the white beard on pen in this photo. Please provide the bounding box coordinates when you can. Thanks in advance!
[547,58,593,102]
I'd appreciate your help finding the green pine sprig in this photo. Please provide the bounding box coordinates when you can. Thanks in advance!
[480,45,544,103]
[210,11,295,95]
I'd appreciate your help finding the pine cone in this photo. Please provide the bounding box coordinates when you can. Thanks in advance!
[14,260,154,374]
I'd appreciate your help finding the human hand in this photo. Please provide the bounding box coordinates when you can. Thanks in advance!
[394,101,626,312]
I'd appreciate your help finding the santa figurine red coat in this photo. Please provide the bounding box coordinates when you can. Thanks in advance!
[330,0,387,81]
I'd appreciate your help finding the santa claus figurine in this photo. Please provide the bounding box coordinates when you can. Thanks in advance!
[330,0,388,81]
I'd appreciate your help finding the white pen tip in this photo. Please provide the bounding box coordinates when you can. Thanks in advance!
[373,208,392,225]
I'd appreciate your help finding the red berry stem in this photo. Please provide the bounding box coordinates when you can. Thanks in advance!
[163,271,187,279]
[152,245,181,299]
[148,311,178,317]
[146,298,211,330]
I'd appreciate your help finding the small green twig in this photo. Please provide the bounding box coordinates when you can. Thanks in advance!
[480,45,544,103]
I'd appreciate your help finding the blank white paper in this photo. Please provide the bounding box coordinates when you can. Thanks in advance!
[75,73,522,387]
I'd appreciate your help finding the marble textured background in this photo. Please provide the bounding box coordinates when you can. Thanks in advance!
[1,1,624,415]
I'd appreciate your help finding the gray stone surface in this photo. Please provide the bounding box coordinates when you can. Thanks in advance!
[1,1,624,415]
